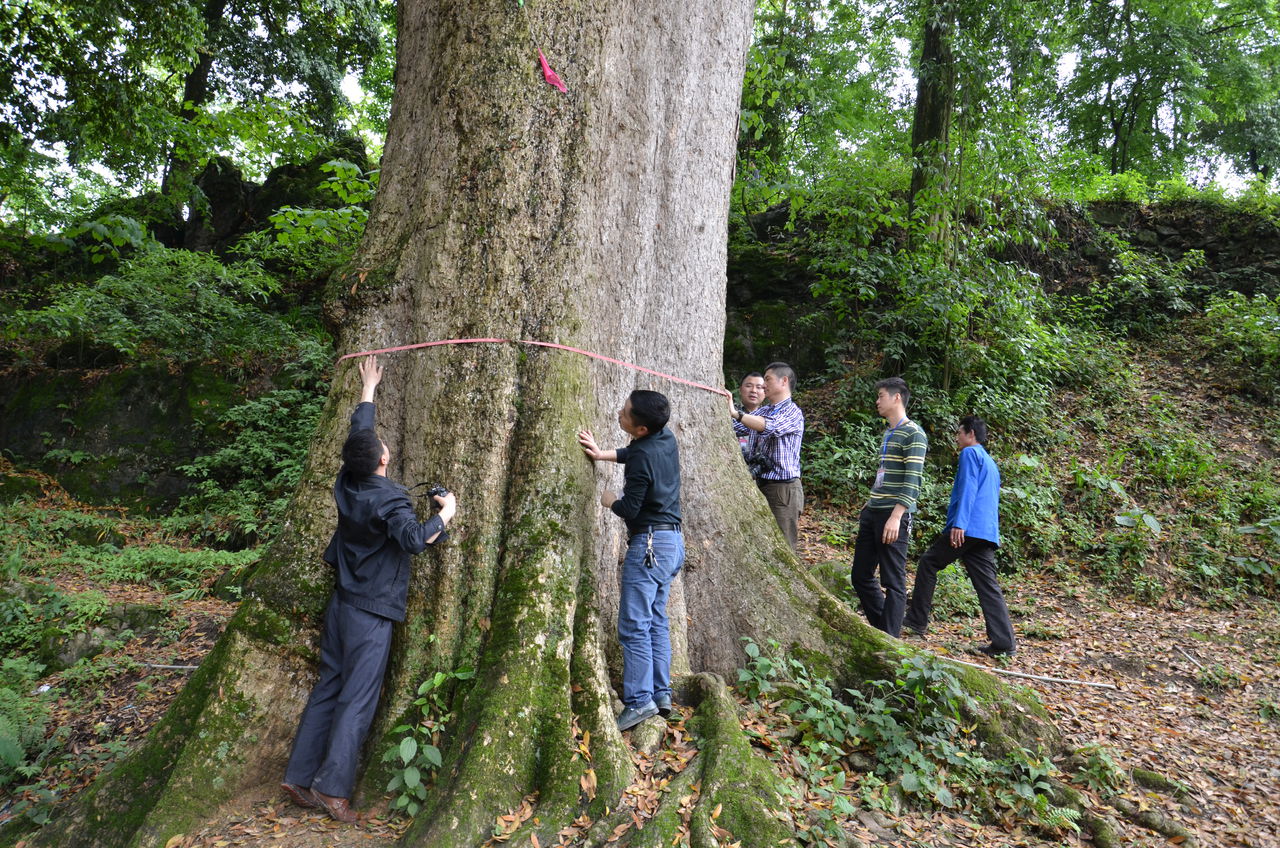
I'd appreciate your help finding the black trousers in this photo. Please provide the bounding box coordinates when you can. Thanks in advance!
[903,532,1016,652]
[284,594,393,798]
[850,507,912,636]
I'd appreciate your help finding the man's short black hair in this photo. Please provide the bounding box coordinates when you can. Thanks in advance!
[740,371,764,384]
[959,415,988,444]
[628,390,670,433]
[874,376,910,407]
[764,361,796,388]
[343,429,384,475]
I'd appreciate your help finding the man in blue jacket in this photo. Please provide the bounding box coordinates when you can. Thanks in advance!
[281,355,457,822]
[903,416,1016,657]
[578,390,683,731]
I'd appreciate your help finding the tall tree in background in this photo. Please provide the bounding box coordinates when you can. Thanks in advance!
[31,1,1064,847]
[1060,0,1280,177]
[906,0,955,231]
[0,0,383,222]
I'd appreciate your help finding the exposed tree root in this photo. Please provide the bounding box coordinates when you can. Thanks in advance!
[1105,795,1198,847]
[1052,758,1199,848]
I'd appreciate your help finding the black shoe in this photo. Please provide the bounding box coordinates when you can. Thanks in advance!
[903,625,927,638]
[969,643,1016,657]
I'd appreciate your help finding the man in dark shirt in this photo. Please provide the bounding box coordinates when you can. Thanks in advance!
[578,390,683,731]
[281,355,457,823]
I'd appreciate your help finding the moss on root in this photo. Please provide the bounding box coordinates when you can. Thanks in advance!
[685,673,798,848]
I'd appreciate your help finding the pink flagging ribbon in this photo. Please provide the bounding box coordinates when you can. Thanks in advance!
[338,338,731,398]
[538,50,567,93]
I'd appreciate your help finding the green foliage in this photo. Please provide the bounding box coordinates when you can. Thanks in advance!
[236,159,378,278]
[174,339,330,544]
[0,0,385,207]
[999,454,1065,569]
[1061,232,1207,336]
[70,545,260,597]
[1059,0,1280,179]
[800,420,880,505]
[61,214,157,264]
[0,657,54,791]
[1204,291,1280,402]
[1196,663,1245,692]
[1075,743,1125,794]
[739,640,1079,834]
[2,246,301,366]
[1233,516,1280,580]
[383,664,476,818]
[1087,172,1151,203]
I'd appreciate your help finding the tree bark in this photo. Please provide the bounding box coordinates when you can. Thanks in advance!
[907,0,955,232]
[31,2,1063,846]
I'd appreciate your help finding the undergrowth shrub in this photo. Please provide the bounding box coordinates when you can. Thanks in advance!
[2,246,294,367]
[173,336,331,545]
[738,640,1079,838]
[1204,291,1280,402]
[232,158,377,278]
[0,656,53,791]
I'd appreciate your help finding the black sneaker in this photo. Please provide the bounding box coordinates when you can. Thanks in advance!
[969,643,1016,657]
[617,701,659,731]
[654,693,673,717]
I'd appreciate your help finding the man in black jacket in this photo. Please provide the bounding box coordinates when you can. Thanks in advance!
[281,355,456,823]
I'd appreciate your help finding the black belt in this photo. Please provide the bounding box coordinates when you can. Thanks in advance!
[629,523,681,540]
[757,477,799,485]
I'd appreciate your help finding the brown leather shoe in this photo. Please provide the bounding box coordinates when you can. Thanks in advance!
[312,789,358,823]
[280,782,319,809]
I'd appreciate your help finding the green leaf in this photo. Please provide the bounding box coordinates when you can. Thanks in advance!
[399,736,417,765]
[403,765,421,789]
[423,744,442,768]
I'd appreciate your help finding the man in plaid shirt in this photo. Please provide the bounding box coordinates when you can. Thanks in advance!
[731,362,805,550]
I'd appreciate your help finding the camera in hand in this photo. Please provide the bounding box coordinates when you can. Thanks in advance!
[424,485,450,498]
[746,449,776,480]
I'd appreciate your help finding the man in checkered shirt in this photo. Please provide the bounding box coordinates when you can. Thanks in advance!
[730,362,805,550]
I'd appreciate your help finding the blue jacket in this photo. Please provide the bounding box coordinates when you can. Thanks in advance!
[947,444,1000,546]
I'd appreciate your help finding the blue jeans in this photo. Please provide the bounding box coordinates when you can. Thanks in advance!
[618,529,685,709]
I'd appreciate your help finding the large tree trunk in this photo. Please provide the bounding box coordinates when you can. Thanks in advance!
[906,0,955,234]
[32,2,1060,846]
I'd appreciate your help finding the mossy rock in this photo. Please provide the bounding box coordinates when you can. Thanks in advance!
[0,473,44,504]
[37,602,170,671]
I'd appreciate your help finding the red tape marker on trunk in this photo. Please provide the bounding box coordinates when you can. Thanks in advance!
[338,338,731,398]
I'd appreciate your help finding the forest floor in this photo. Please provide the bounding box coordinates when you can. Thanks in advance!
[7,511,1280,848]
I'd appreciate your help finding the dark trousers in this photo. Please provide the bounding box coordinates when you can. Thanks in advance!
[903,533,1016,652]
[284,594,393,798]
[758,478,804,551]
[850,507,911,636]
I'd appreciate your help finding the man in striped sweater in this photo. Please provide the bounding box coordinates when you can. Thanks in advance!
[850,377,927,636]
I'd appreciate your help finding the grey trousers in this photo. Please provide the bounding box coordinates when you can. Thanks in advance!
[903,532,1016,652]
[757,477,804,550]
[284,595,393,798]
